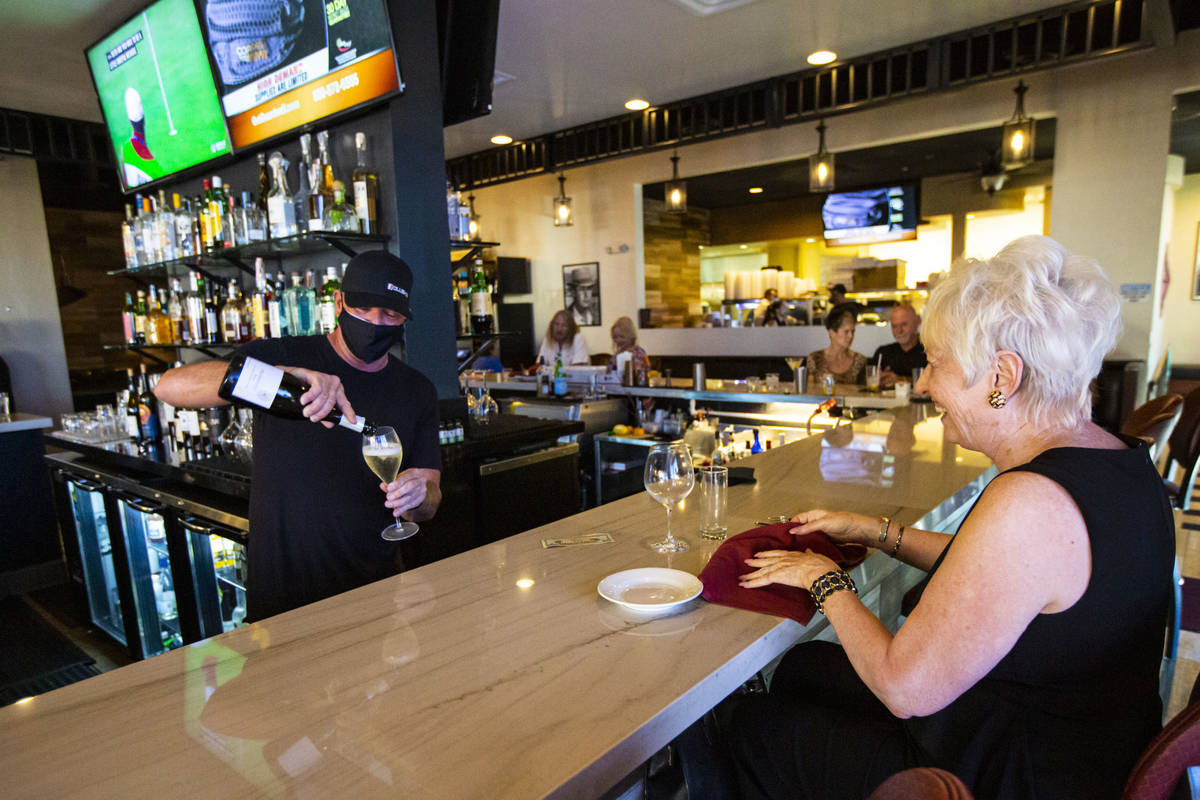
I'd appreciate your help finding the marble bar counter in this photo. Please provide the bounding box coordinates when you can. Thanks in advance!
[1,408,995,799]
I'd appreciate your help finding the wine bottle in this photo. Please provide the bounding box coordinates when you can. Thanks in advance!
[217,353,375,433]
[469,258,493,335]
[137,363,162,441]
[124,368,141,439]
[122,292,137,344]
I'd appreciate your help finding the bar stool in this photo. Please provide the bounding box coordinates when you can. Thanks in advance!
[1161,388,1200,511]
[1121,393,1184,464]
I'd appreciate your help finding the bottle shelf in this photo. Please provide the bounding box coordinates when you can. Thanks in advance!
[103,342,238,366]
[108,232,390,277]
[449,240,500,266]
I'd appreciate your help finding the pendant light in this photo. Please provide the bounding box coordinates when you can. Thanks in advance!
[809,120,835,192]
[467,193,481,241]
[553,173,573,227]
[664,149,687,214]
[1001,80,1035,170]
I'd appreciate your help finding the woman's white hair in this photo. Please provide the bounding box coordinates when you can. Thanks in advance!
[922,235,1121,429]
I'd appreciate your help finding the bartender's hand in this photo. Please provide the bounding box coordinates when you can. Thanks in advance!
[789,508,875,547]
[739,549,839,590]
[383,468,442,522]
[284,367,357,428]
[879,367,898,388]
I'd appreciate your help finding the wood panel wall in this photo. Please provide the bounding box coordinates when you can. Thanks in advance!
[642,198,709,328]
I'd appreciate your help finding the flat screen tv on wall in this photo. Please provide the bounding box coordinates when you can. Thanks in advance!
[85,0,233,193]
[194,0,404,149]
[822,183,919,247]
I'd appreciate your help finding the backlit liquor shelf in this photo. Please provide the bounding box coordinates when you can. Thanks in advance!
[106,232,390,278]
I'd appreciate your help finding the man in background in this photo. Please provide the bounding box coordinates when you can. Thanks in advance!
[871,303,926,388]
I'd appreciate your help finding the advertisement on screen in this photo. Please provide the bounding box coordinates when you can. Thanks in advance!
[822,184,919,247]
[197,0,402,148]
[85,0,232,193]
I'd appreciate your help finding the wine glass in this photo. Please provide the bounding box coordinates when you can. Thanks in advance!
[362,426,419,541]
[644,441,695,553]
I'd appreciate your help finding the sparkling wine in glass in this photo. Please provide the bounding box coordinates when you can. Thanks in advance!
[363,426,419,541]
[644,441,695,553]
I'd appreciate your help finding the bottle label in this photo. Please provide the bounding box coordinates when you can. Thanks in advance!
[309,217,324,232]
[354,180,369,220]
[337,415,365,433]
[319,300,336,333]
[268,300,283,338]
[470,292,489,316]
[230,357,284,409]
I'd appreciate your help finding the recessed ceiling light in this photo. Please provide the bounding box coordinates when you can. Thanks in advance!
[490,134,513,145]
[748,187,763,194]
[625,99,650,111]
[966,213,976,219]
[739,244,748,249]
[807,50,837,65]
[806,238,816,243]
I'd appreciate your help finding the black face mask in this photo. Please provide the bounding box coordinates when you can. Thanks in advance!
[339,309,402,362]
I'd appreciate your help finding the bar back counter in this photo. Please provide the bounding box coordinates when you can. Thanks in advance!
[5,407,994,799]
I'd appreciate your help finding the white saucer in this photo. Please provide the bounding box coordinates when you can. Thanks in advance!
[597,568,703,613]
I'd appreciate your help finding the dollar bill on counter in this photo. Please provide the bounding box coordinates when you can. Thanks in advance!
[541,532,615,548]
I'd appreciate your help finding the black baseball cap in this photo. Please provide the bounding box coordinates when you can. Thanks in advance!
[341,250,415,319]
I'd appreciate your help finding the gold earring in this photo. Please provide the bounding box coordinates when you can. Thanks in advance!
[987,389,1007,409]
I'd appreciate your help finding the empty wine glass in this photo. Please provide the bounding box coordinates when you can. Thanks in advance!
[362,426,419,541]
[643,441,695,553]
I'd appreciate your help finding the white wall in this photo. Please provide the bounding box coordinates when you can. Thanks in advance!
[1165,172,1200,366]
[474,30,1200,368]
[0,157,72,418]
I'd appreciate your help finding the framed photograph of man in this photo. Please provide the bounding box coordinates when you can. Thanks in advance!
[563,262,601,326]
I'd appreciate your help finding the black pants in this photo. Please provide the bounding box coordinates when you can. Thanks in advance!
[729,641,925,800]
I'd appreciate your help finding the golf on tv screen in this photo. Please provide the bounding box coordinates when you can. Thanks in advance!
[822,184,919,247]
[196,0,403,149]
[86,0,232,193]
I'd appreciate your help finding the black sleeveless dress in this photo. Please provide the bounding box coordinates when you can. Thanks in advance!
[731,436,1175,800]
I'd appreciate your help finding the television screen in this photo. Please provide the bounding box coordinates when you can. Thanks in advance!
[822,184,919,247]
[196,0,403,149]
[85,0,232,193]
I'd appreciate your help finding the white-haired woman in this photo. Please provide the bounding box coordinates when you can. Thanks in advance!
[729,236,1174,799]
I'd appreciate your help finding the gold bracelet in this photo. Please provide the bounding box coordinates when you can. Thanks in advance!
[889,525,905,557]
[877,516,891,544]
[809,568,858,614]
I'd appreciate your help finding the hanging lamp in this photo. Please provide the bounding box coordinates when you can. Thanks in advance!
[664,150,687,214]
[467,193,481,241]
[809,120,835,192]
[553,173,573,227]
[1001,80,1035,170]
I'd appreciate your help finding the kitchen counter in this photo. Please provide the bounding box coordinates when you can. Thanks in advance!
[3,407,994,799]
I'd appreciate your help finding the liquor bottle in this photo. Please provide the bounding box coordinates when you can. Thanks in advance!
[446,181,460,241]
[156,189,177,261]
[308,130,335,232]
[241,190,267,243]
[553,355,567,396]
[137,363,162,442]
[220,280,243,343]
[141,195,163,263]
[318,265,341,333]
[226,193,245,247]
[321,180,359,232]
[134,289,148,343]
[167,279,185,345]
[455,188,472,241]
[199,179,214,250]
[124,368,141,440]
[751,429,764,454]
[469,258,493,335]
[173,194,195,258]
[217,353,376,433]
[283,272,317,336]
[148,285,172,345]
[121,204,139,268]
[294,133,313,235]
[121,292,137,344]
[352,131,378,234]
[269,271,288,337]
[184,271,206,345]
[210,176,228,248]
[190,196,204,256]
[251,257,269,339]
[266,152,297,238]
[256,152,271,214]
[202,274,220,343]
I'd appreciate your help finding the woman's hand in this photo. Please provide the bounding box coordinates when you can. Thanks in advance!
[739,549,839,590]
[789,509,875,547]
[286,367,356,428]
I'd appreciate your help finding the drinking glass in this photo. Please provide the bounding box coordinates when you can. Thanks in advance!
[643,441,695,553]
[865,364,881,392]
[764,373,781,393]
[363,426,419,541]
[697,466,728,540]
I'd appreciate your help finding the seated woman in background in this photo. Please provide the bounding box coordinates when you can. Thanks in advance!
[536,309,589,366]
[807,307,867,385]
[606,316,650,377]
[730,235,1174,799]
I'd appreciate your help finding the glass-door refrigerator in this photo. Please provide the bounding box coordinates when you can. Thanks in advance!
[181,517,248,637]
[115,493,185,657]
[62,474,126,645]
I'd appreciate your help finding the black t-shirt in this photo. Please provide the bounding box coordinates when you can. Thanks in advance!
[238,335,440,621]
[871,340,927,377]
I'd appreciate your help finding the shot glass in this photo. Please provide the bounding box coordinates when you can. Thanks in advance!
[697,465,728,540]
[865,364,881,392]
[894,380,911,402]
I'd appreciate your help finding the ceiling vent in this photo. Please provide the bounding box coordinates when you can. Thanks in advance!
[668,0,765,16]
